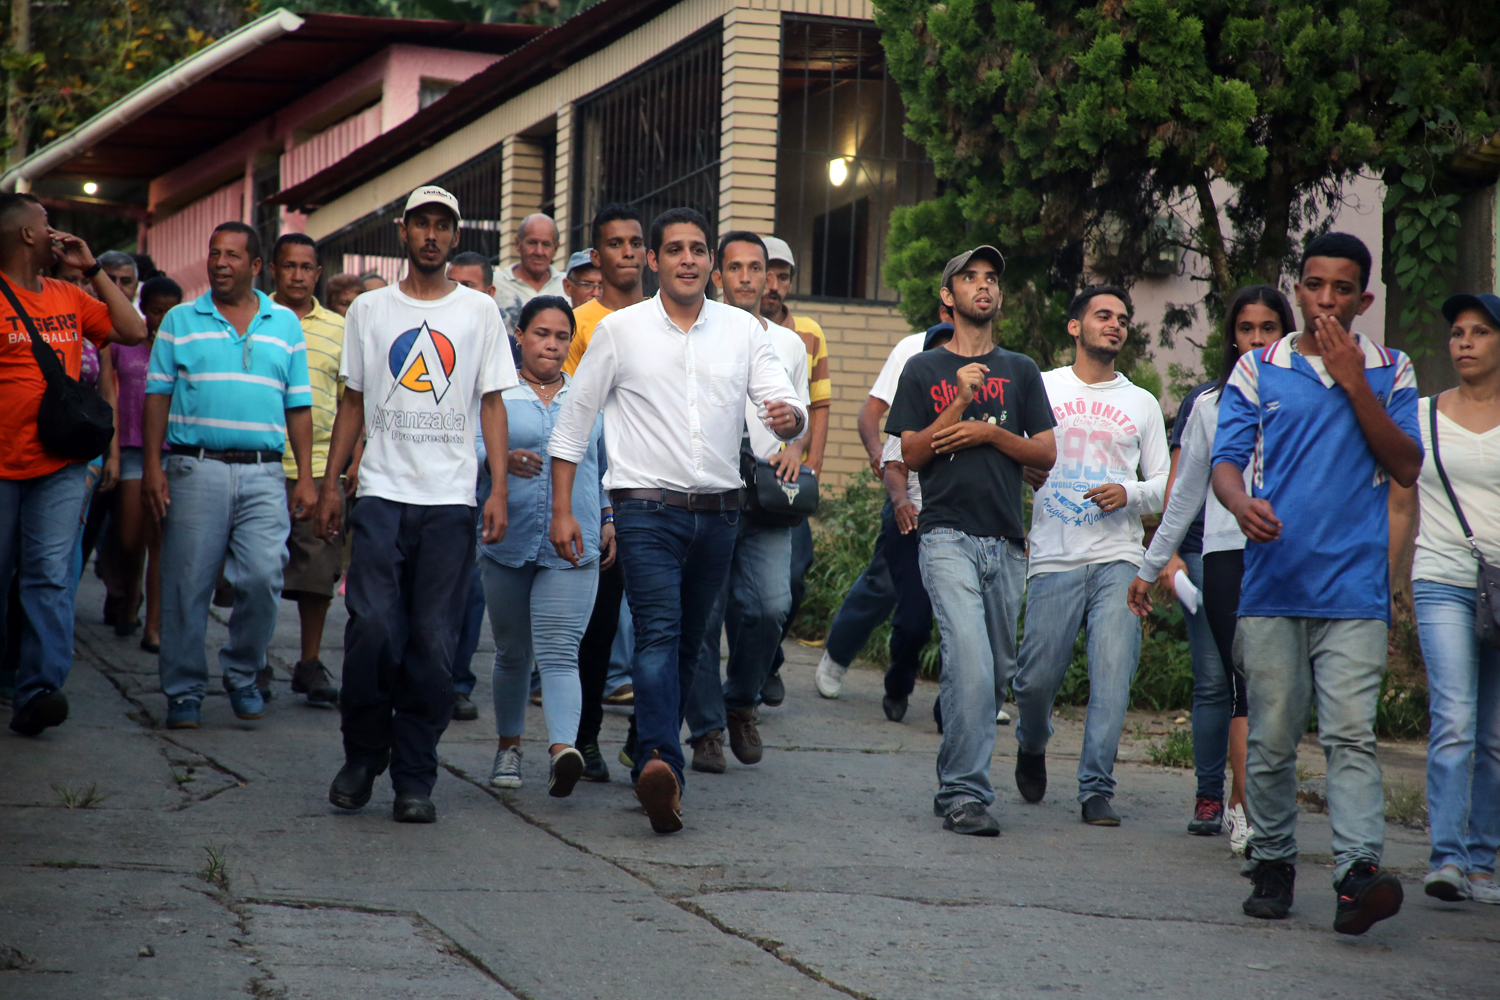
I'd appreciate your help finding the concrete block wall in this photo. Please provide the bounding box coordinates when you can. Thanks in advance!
[498,134,550,272]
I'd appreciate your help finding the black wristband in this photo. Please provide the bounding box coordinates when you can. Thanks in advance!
[82,262,103,278]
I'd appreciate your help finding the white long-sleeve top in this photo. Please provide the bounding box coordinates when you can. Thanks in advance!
[550,293,806,492]
[1027,366,1170,576]
[1137,387,1248,582]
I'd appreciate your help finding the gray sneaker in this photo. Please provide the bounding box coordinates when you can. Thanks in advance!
[943,800,1000,837]
[490,746,523,789]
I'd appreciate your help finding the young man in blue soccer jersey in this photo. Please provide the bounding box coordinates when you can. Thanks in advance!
[1212,232,1422,935]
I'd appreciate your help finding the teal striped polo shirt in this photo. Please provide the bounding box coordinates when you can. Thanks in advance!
[146,289,312,451]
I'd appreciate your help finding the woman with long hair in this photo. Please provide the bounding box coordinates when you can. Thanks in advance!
[1128,284,1296,851]
[1390,293,1500,905]
[482,296,612,798]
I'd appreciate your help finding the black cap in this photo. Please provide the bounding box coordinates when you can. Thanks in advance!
[940,246,1006,288]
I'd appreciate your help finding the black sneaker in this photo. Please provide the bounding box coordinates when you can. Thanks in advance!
[760,670,785,707]
[1080,794,1120,826]
[451,692,479,722]
[1015,751,1046,803]
[8,690,68,736]
[1333,862,1403,935]
[883,694,908,722]
[942,800,1000,837]
[580,743,610,782]
[619,713,638,770]
[1242,860,1296,919]
[1188,797,1224,836]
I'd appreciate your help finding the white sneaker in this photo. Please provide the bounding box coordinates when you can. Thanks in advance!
[814,651,848,699]
[1226,803,1253,855]
[996,709,1012,725]
[1469,876,1500,905]
[490,746,523,788]
[1424,865,1470,901]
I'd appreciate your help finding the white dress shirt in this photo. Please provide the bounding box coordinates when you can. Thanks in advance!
[551,293,807,492]
[745,318,810,460]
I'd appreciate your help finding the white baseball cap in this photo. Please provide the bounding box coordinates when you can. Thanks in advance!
[762,235,795,267]
[404,185,461,224]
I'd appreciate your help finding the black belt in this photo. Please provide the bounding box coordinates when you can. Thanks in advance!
[610,488,741,511]
[168,445,281,464]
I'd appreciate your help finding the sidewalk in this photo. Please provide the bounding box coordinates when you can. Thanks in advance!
[3,574,1497,999]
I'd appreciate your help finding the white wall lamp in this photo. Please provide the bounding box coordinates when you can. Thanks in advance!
[827,157,850,186]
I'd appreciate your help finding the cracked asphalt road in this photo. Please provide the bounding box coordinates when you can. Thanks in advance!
[3,573,1498,999]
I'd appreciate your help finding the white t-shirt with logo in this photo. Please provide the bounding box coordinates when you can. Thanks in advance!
[341,283,518,507]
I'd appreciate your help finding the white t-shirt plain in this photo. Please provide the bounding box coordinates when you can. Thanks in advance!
[1414,396,1500,588]
[341,283,518,507]
[745,319,811,460]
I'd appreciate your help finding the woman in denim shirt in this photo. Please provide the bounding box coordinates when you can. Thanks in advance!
[480,297,611,798]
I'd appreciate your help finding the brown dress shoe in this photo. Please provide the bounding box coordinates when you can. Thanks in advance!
[725,706,763,765]
[690,729,727,774]
[635,751,683,833]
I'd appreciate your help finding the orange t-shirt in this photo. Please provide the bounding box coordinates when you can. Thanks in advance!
[0,277,114,479]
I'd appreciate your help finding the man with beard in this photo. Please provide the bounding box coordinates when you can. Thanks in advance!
[315,186,516,824]
[884,247,1056,836]
[547,208,806,834]
[1011,285,1170,827]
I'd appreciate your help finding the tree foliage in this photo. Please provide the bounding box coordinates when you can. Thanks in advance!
[876,0,1500,370]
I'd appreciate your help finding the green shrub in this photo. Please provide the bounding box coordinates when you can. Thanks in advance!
[1145,727,1195,768]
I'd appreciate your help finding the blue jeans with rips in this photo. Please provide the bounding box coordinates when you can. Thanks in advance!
[157,456,289,704]
[919,528,1027,812]
[0,462,89,711]
[614,497,738,788]
[1013,560,1142,803]
[1413,579,1500,876]
[685,517,792,739]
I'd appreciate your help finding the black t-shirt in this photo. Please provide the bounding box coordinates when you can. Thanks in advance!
[885,346,1055,539]
[1170,380,1214,555]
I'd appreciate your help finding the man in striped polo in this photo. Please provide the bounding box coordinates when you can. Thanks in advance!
[142,222,314,730]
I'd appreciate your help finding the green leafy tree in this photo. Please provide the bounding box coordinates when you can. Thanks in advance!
[876,0,1500,374]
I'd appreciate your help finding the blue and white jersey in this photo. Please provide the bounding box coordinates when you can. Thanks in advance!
[1212,332,1420,623]
[146,290,311,452]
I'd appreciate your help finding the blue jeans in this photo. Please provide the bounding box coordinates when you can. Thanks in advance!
[1182,552,1231,802]
[0,462,89,710]
[607,595,633,695]
[1237,616,1387,883]
[157,456,289,703]
[769,517,815,678]
[1413,580,1500,875]
[686,518,792,738]
[614,498,738,787]
[1014,560,1142,802]
[919,529,1026,811]
[451,561,484,697]
[883,512,935,698]
[482,554,598,746]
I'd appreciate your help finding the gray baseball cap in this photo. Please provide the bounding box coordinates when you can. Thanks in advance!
[940,245,1005,287]
[566,250,596,276]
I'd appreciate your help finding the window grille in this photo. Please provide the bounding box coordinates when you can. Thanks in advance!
[571,25,723,295]
[777,15,936,302]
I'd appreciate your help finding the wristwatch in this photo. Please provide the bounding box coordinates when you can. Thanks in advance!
[82,262,103,278]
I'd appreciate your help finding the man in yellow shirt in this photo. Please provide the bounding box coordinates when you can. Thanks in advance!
[759,236,833,706]
[270,234,345,707]
[563,204,646,375]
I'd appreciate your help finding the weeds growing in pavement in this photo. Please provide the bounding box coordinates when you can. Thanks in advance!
[52,782,107,809]
[1145,728,1195,768]
[198,843,229,891]
[1384,780,1428,826]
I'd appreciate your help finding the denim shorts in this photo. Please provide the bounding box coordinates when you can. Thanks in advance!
[118,446,144,481]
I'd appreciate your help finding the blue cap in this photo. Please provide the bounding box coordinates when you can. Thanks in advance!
[566,250,595,276]
[923,321,954,350]
[1442,292,1500,328]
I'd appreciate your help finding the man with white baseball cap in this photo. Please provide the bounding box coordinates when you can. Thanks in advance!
[757,235,832,705]
[315,184,518,824]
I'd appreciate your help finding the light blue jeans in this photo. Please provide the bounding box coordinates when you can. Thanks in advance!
[919,529,1026,812]
[1238,616,1387,884]
[158,456,289,704]
[481,553,599,746]
[1182,552,1231,802]
[1014,560,1142,802]
[1413,579,1500,875]
[0,462,89,711]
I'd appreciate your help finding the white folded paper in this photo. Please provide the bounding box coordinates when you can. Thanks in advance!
[1173,569,1201,615]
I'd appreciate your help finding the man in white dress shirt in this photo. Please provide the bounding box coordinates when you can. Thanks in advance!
[681,232,811,776]
[548,208,807,834]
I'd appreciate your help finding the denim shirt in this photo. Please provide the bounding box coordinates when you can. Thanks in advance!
[478,374,608,569]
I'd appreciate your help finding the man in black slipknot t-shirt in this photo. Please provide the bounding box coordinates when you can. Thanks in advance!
[885,245,1056,837]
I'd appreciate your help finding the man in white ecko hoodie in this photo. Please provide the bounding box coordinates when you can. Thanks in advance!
[1011,285,1170,826]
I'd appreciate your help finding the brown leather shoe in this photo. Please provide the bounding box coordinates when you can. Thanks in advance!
[635,751,683,833]
[690,729,727,774]
[725,706,763,765]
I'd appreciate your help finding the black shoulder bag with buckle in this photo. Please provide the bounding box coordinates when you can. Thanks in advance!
[1428,398,1500,650]
[0,273,115,463]
[740,438,818,528]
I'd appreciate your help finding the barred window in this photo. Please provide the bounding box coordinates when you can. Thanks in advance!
[571,25,722,294]
[777,16,936,302]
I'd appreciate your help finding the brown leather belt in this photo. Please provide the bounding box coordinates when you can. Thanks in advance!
[610,488,741,511]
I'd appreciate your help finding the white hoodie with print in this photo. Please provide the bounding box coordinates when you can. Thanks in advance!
[1026,366,1171,578]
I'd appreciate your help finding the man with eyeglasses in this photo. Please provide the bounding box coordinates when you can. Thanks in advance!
[562,250,602,310]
